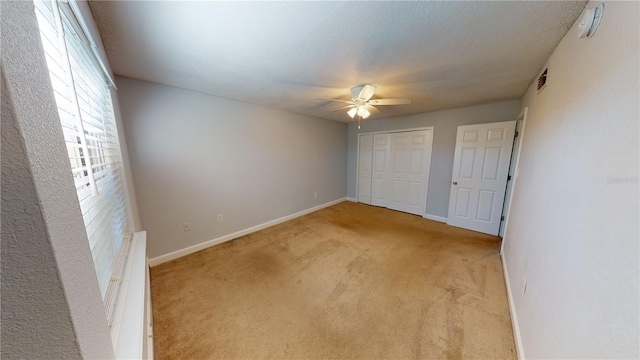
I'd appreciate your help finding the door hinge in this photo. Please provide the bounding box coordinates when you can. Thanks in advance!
[515,131,519,138]
[501,216,505,221]
[508,175,512,181]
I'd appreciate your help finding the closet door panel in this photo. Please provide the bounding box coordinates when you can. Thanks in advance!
[387,133,410,211]
[405,130,432,215]
[371,134,390,207]
[357,134,373,204]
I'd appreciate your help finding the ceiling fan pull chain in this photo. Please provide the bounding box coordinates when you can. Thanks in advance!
[358,115,361,129]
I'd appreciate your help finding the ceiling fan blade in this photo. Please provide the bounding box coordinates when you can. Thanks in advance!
[359,84,377,101]
[368,98,412,106]
[350,86,362,100]
[317,98,354,104]
[332,105,356,112]
[365,104,379,114]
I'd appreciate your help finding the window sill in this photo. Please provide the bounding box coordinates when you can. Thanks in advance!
[110,231,151,359]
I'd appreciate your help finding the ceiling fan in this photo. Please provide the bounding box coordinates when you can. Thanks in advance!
[321,84,412,121]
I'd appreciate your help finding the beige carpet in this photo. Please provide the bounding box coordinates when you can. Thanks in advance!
[151,202,516,359]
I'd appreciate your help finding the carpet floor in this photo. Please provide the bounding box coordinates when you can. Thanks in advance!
[151,201,516,359]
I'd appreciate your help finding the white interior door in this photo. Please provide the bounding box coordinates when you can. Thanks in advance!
[447,121,516,235]
[387,130,433,215]
[357,134,373,204]
[405,131,432,215]
[371,134,390,207]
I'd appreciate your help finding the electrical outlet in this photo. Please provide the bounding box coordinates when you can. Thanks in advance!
[522,279,527,295]
[217,214,223,222]
[314,192,318,198]
[183,223,191,232]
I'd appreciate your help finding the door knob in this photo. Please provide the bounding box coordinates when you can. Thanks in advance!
[453,181,458,185]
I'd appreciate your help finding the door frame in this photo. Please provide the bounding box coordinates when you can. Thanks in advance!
[500,107,528,253]
[356,126,435,215]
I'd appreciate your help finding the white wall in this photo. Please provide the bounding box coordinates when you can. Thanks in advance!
[1,1,115,358]
[111,86,142,231]
[117,77,348,259]
[503,1,639,358]
[346,100,521,217]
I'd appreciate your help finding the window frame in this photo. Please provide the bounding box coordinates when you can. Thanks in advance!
[33,0,133,330]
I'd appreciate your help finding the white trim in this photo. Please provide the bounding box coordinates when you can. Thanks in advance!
[501,107,528,254]
[501,253,525,359]
[346,197,357,202]
[498,110,527,359]
[66,0,116,88]
[357,126,436,136]
[144,256,154,360]
[149,198,347,267]
[423,213,447,223]
[113,231,147,359]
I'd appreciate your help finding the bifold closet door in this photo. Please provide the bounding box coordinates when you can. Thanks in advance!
[386,130,433,215]
[371,134,390,207]
[357,134,373,204]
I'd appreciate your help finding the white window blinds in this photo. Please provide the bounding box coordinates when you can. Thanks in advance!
[33,0,131,322]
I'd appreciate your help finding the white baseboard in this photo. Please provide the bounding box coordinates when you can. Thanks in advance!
[423,213,447,223]
[148,198,347,267]
[501,253,525,359]
[346,197,357,202]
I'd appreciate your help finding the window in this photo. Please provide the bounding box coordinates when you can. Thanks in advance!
[33,0,131,325]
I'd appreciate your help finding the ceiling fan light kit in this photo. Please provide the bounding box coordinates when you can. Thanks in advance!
[355,106,370,119]
[321,84,412,127]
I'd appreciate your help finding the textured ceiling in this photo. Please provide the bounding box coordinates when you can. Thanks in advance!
[90,1,586,122]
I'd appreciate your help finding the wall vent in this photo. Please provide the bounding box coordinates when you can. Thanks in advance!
[537,67,548,94]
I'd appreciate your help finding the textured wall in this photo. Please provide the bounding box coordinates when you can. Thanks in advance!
[503,1,639,357]
[1,1,115,358]
[117,77,348,259]
[1,72,83,360]
[346,100,521,217]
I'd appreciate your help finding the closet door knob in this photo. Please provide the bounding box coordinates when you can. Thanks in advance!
[453,181,458,185]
